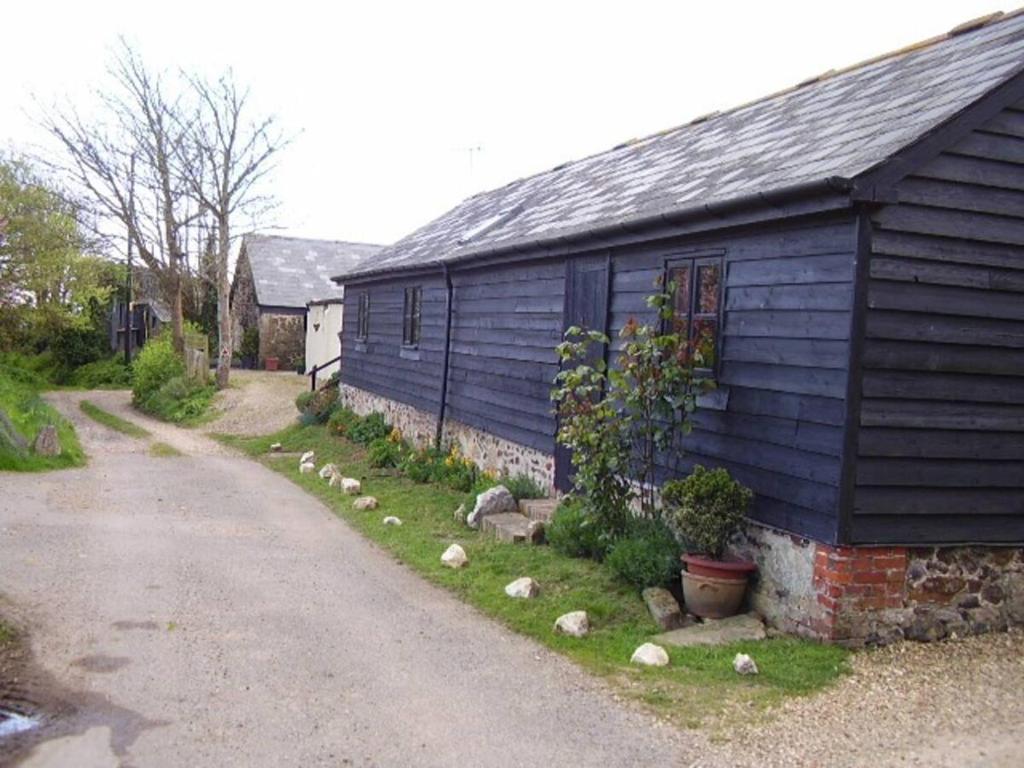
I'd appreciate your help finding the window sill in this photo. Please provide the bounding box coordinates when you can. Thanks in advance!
[697,386,729,411]
[400,346,421,361]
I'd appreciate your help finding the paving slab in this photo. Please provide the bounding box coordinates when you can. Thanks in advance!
[654,613,766,648]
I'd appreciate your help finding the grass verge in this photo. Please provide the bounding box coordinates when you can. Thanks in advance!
[80,400,151,438]
[0,368,84,471]
[149,441,182,457]
[222,423,851,730]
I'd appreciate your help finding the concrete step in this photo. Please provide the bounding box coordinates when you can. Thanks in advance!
[518,498,558,523]
[481,512,532,543]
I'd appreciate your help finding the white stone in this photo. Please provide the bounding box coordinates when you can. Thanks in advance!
[299,462,315,474]
[340,478,361,495]
[504,577,540,599]
[269,442,282,452]
[733,653,759,675]
[466,485,517,529]
[441,543,468,569]
[300,450,315,465]
[353,496,378,511]
[554,611,589,637]
[630,643,670,667]
[318,463,337,480]
[383,516,402,526]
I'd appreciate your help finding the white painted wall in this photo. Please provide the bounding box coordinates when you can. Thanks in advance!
[305,302,344,378]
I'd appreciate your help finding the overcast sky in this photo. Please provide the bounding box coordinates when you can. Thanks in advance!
[0,0,1006,248]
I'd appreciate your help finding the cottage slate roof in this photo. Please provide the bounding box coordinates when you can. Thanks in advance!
[242,234,384,308]
[343,10,1024,280]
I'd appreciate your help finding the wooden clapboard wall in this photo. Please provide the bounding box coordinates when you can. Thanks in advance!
[853,98,1024,544]
[608,213,859,543]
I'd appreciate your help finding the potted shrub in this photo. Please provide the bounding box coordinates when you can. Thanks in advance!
[662,466,755,619]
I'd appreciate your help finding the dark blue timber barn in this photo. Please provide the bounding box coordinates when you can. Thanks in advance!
[333,12,1024,642]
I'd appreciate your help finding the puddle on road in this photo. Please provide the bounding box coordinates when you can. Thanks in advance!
[0,708,40,739]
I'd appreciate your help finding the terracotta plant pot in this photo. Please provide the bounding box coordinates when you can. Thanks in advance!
[264,356,279,371]
[681,553,757,580]
[680,554,756,619]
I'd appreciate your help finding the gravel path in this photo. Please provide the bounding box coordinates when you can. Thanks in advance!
[1,393,693,767]
[204,370,307,437]
[703,629,1024,768]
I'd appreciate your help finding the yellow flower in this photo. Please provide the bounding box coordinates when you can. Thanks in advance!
[387,427,403,444]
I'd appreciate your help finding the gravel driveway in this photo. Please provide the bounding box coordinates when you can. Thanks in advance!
[0,392,691,767]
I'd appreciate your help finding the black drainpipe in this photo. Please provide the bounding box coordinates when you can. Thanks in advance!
[435,263,454,448]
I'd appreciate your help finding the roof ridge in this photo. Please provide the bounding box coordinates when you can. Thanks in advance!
[245,232,385,247]
[471,7,1023,197]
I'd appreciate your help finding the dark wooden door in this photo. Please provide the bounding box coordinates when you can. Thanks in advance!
[554,255,610,492]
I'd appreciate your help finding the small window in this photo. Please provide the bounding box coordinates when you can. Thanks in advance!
[402,286,422,347]
[356,292,370,341]
[666,256,723,373]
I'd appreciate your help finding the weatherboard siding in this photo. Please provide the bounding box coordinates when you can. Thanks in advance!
[853,99,1024,544]
[446,259,566,453]
[608,214,859,543]
[340,275,446,415]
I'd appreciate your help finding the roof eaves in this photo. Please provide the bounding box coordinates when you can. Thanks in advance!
[337,176,855,283]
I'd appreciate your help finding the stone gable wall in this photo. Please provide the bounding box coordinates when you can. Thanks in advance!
[258,312,304,368]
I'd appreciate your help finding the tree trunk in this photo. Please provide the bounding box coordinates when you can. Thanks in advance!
[170,252,185,354]
[215,217,232,389]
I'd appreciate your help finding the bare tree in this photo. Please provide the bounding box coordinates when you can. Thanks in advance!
[176,73,286,388]
[42,40,198,353]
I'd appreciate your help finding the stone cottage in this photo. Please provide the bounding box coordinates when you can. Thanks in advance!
[231,234,383,368]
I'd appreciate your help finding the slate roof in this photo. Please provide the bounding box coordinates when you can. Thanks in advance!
[343,10,1024,280]
[242,234,384,308]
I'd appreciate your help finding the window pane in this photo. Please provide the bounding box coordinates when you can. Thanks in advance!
[697,263,721,314]
[692,318,718,369]
[670,266,691,316]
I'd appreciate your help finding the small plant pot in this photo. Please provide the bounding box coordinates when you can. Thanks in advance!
[265,356,279,371]
[680,554,756,619]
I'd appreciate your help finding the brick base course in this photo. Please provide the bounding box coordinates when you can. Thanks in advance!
[738,525,1024,645]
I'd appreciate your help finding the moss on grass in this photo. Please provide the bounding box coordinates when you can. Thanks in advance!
[223,424,851,730]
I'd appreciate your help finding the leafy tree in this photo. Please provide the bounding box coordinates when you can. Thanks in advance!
[551,283,713,538]
[0,154,121,357]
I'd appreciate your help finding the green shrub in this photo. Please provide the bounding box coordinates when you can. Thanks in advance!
[295,391,314,413]
[327,407,360,437]
[295,386,338,424]
[240,326,259,363]
[662,466,753,559]
[502,473,546,501]
[349,411,390,445]
[139,375,215,423]
[67,357,132,389]
[546,500,608,560]
[400,446,445,484]
[132,335,184,406]
[605,518,682,590]
[50,323,107,376]
[367,437,403,468]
